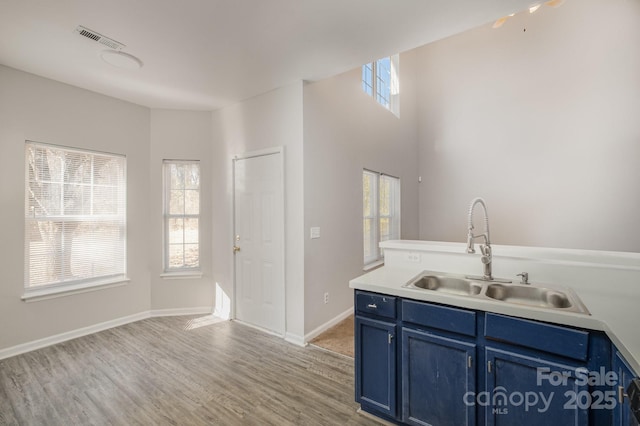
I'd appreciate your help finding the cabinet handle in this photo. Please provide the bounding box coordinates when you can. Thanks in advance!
[468,356,472,368]
[367,303,377,309]
[388,334,393,344]
[618,386,628,404]
[487,361,492,373]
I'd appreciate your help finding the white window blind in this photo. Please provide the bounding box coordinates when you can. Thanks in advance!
[24,142,127,289]
[163,160,200,271]
[363,170,401,266]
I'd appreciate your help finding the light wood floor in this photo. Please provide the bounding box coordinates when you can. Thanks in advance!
[0,316,378,426]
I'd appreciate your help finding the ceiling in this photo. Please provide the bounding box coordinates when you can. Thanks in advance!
[0,0,534,110]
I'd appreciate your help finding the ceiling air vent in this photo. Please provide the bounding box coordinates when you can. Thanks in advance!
[74,25,125,50]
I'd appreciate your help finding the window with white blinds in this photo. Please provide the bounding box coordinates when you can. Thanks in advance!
[24,141,127,290]
[363,169,401,266]
[163,160,200,272]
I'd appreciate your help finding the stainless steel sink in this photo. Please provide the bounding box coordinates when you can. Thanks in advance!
[403,271,590,315]
[485,283,572,309]
[408,275,483,296]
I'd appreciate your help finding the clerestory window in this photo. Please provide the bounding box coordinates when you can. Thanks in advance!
[362,54,400,116]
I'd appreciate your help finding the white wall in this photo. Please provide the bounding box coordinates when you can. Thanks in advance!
[416,0,640,252]
[302,51,420,334]
[210,82,305,341]
[0,65,151,350]
[149,110,214,311]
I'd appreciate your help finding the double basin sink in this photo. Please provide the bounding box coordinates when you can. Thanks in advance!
[403,272,590,315]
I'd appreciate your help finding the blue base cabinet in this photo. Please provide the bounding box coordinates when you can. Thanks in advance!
[354,290,629,426]
[402,328,476,426]
[485,347,588,425]
[355,315,397,417]
[613,350,640,426]
[355,291,398,419]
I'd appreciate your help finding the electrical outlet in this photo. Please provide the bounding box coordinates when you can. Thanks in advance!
[324,292,329,304]
[406,252,421,262]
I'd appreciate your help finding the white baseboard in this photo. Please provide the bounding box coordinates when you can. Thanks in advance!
[0,307,218,361]
[284,332,306,347]
[304,306,354,343]
[0,311,150,361]
[150,306,213,317]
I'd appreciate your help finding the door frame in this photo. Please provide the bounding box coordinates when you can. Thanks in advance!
[231,146,286,335]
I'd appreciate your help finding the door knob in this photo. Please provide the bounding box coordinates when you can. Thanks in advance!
[233,245,241,254]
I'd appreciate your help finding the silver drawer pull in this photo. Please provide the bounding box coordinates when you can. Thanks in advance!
[618,386,627,404]
[367,303,378,309]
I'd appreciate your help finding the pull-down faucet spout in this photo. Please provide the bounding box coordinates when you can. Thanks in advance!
[466,198,493,280]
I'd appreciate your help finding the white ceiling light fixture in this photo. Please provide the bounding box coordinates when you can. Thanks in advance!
[100,50,143,69]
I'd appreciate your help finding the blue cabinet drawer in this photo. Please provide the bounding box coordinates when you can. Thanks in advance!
[485,313,589,361]
[356,291,397,319]
[401,299,476,337]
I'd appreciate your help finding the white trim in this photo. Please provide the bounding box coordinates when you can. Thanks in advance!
[149,307,213,317]
[0,307,221,361]
[233,146,284,160]
[363,260,384,272]
[22,277,130,302]
[159,271,203,280]
[284,332,306,347]
[304,306,354,343]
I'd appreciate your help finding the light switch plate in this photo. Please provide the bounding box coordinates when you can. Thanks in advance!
[310,227,320,239]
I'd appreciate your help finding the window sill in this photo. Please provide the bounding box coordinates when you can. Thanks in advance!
[160,271,203,280]
[22,277,130,303]
[363,260,384,272]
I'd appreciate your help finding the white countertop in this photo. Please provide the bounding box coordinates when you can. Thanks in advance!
[350,240,640,375]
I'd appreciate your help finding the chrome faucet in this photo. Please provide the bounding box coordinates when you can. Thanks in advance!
[466,197,493,280]
[465,198,512,283]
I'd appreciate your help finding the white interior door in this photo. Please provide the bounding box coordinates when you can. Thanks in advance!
[233,151,285,335]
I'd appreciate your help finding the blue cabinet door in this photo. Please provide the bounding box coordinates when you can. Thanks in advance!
[355,316,397,417]
[401,327,476,426]
[613,351,640,426]
[485,347,588,426]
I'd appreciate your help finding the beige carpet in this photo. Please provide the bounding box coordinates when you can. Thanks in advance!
[310,314,354,358]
